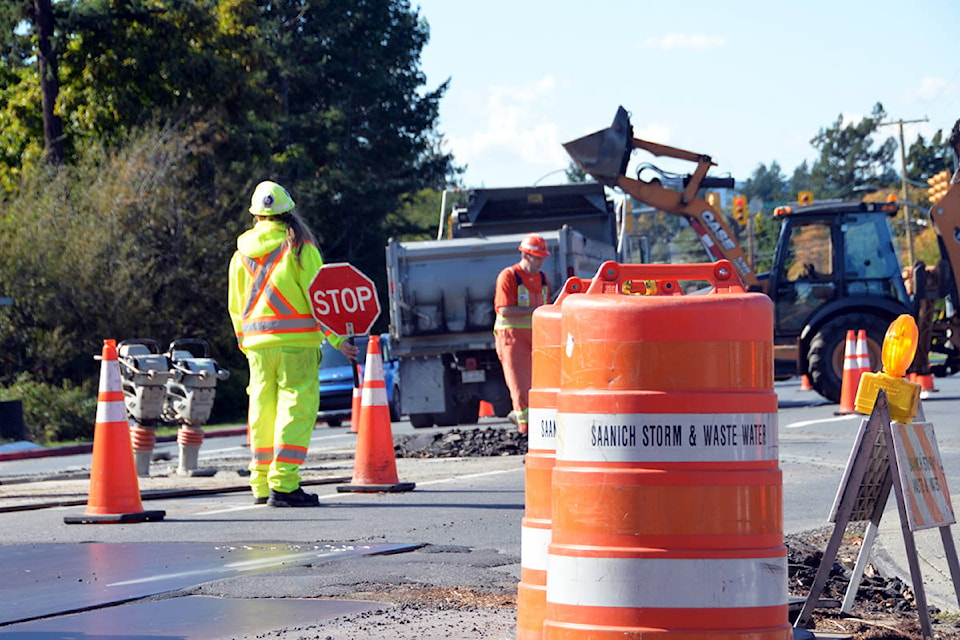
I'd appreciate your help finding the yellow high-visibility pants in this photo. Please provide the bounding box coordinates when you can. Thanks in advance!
[245,346,320,495]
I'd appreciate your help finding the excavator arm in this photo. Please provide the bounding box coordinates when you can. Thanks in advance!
[563,106,759,289]
[919,151,960,376]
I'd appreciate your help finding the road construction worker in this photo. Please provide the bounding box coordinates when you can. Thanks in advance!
[494,234,551,434]
[228,180,358,507]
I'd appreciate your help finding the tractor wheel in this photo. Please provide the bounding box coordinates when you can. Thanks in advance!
[807,313,888,404]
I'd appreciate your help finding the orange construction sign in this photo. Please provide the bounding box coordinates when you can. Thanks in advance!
[889,422,955,531]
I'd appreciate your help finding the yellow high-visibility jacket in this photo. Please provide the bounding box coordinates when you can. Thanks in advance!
[228,219,344,351]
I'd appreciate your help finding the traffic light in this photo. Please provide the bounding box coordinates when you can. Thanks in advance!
[732,195,748,226]
[798,191,813,206]
[927,170,951,204]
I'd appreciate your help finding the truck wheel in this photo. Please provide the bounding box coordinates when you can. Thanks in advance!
[807,314,888,404]
[326,417,343,427]
[434,408,458,427]
[409,413,434,429]
[457,398,480,425]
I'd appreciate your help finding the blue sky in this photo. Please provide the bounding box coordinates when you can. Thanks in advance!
[413,0,960,189]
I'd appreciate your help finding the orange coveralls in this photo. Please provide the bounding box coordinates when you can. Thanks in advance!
[494,264,549,432]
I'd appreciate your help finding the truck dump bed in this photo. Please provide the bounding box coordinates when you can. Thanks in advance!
[386,226,614,355]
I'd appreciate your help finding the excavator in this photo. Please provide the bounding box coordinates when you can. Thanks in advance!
[563,106,960,403]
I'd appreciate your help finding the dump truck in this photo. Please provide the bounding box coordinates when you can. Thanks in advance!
[563,107,960,402]
[385,184,618,428]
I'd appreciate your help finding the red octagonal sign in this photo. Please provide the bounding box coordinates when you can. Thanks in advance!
[309,262,381,336]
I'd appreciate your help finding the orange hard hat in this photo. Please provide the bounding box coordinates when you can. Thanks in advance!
[519,234,550,258]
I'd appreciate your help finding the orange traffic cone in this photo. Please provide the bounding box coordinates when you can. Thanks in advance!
[64,340,166,524]
[856,329,871,377]
[800,374,812,391]
[915,372,937,393]
[349,363,364,433]
[835,330,859,415]
[338,335,415,493]
[479,400,494,418]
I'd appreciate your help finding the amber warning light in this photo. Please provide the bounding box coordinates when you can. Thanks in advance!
[854,314,921,423]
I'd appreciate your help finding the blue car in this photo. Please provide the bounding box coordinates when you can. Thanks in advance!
[318,334,401,427]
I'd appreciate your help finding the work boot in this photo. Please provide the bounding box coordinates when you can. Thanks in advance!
[267,487,320,508]
[253,496,268,505]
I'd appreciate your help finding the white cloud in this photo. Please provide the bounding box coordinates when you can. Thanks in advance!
[447,75,571,185]
[641,33,726,51]
[908,76,955,102]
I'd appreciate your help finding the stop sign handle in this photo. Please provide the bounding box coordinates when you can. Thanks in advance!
[347,334,360,387]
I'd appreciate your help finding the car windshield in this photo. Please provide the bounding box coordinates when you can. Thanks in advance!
[320,338,369,369]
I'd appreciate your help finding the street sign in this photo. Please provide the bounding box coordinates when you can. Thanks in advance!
[309,262,381,336]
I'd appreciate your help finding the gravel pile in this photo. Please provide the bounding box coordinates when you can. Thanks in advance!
[394,427,528,458]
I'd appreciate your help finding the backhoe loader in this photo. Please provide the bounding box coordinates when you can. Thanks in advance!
[563,107,960,403]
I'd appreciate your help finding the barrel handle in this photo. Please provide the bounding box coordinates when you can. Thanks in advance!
[586,260,744,295]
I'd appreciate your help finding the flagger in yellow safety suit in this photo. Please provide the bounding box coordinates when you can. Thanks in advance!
[228,181,357,508]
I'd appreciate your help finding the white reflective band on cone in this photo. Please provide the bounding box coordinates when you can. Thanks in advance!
[546,555,788,608]
[361,384,388,406]
[556,412,778,462]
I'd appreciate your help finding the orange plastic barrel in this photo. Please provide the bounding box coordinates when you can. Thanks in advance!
[518,277,588,640]
[545,261,789,640]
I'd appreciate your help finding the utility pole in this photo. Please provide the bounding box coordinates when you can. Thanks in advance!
[879,117,928,266]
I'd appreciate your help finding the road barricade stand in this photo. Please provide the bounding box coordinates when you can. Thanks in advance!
[545,261,789,639]
[795,315,960,638]
[518,276,587,640]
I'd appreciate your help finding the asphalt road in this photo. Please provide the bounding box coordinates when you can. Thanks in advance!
[0,376,959,638]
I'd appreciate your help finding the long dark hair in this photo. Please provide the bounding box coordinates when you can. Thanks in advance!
[275,211,319,265]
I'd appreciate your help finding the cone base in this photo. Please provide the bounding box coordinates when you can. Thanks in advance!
[64,509,166,524]
[337,482,415,493]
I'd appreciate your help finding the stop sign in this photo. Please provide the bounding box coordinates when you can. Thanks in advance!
[309,263,381,336]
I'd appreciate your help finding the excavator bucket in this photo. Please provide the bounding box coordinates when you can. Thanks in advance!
[562,106,633,187]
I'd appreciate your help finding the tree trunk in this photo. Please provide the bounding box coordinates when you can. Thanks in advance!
[36,0,64,165]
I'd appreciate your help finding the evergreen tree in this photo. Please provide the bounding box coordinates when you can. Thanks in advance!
[809,103,898,199]
[743,161,789,212]
[907,130,952,181]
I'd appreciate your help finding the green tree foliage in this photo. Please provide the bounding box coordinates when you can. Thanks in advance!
[247,0,457,278]
[0,121,242,386]
[0,0,457,402]
[907,130,953,182]
[789,161,812,200]
[808,102,898,198]
[743,161,789,212]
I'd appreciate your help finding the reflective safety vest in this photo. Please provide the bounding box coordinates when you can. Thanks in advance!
[494,270,549,332]
[228,220,340,351]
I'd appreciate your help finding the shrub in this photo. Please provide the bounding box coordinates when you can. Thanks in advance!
[0,373,97,443]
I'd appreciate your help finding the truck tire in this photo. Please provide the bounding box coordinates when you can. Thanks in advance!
[457,398,481,425]
[434,408,458,427]
[807,313,887,404]
[410,413,435,429]
[326,417,343,427]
